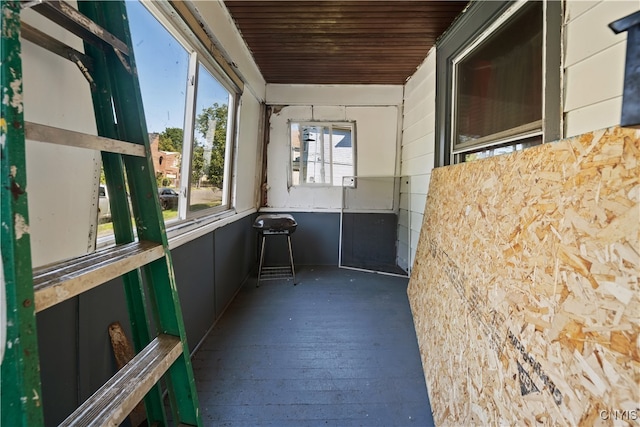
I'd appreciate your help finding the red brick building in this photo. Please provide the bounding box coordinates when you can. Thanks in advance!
[149,133,181,187]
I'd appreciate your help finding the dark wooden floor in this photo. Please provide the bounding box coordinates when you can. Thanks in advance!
[190,266,434,426]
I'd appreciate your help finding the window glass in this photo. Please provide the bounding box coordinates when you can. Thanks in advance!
[462,136,541,163]
[127,0,188,222]
[452,1,543,161]
[190,63,232,212]
[291,122,354,186]
[97,1,239,241]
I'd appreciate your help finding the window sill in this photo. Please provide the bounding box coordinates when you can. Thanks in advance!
[94,208,256,251]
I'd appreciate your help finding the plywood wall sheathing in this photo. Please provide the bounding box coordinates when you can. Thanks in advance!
[408,127,639,425]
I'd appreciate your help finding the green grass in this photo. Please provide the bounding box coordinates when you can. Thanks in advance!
[97,209,178,237]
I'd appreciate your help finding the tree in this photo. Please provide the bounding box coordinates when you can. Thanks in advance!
[191,145,205,188]
[158,127,183,152]
[195,103,228,188]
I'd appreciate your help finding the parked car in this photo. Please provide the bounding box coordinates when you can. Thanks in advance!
[158,187,179,210]
[98,185,111,223]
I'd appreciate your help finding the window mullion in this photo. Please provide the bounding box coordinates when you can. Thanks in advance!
[179,51,199,219]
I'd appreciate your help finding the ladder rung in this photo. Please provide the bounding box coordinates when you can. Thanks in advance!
[59,334,182,427]
[30,0,130,56]
[25,121,145,156]
[21,21,94,70]
[34,241,165,312]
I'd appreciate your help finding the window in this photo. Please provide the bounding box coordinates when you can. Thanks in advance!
[290,122,355,186]
[187,62,234,213]
[97,0,239,239]
[435,0,561,166]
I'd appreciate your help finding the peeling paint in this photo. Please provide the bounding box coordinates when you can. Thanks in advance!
[9,78,23,113]
[14,213,29,240]
[10,165,16,177]
[2,5,20,39]
[60,1,105,38]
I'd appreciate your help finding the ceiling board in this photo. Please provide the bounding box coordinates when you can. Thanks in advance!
[223,0,468,85]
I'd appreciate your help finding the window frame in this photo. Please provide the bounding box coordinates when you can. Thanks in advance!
[96,0,242,244]
[179,54,239,219]
[132,1,240,219]
[288,121,357,187]
[434,0,562,166]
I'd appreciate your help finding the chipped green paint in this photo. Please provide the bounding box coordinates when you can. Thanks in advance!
[1,1,45,426]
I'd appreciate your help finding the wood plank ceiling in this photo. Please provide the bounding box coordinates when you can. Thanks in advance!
[223,1,469,85]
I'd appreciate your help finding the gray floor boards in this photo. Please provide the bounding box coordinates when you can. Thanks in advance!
[191,266,434,426]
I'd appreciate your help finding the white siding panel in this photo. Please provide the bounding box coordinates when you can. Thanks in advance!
[402,117,428,145]
[405,113,436,143]
[563,0,639,138]
[564,1,636,68]
[400,48,437,271]
[402,153,435,177]
[565,96,623,137]
[565,0,599,22]
[402,133,435,161]
[410,194,427,215]
[405,49,436,94]
[564,41,626,112]
[403,99,430,130]
[398,209,409,228]
[410,174,431,195]
[410,212,425,233]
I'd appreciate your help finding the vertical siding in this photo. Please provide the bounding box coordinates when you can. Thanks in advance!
[563,0,639,137]
[399,49,437,271]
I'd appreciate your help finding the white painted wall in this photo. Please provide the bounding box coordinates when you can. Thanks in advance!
[264,85,402,211]
[21,7,101,267]
[563,0,639,137]
[234,91,262,212]
[398,50,437,271]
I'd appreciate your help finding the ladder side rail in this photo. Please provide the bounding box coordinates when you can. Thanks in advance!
[30,0,130,56]
[0,2,45,425]
[79,2,202,425]
[77,4,169,422]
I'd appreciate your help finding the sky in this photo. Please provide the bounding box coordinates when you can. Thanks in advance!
[126,0,229,134]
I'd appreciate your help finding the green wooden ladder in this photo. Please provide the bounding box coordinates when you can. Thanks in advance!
[1,1,202,425]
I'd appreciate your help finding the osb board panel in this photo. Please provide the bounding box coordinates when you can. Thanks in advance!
[408,127,639,426]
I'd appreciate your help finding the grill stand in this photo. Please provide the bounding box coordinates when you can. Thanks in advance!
[257,231,296,286]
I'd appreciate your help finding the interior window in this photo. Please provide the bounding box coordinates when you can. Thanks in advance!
[453,1,543,162]
[290,122,355,186]
[435,0,561,166]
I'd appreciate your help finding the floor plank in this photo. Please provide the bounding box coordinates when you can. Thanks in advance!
[191,266,433,426]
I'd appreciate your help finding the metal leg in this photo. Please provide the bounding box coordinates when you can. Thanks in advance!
[287,234,296,285]
[257,235,266,287]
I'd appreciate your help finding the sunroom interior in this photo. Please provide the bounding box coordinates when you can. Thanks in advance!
[3,0,639,425]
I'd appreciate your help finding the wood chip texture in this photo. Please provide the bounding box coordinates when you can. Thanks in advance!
[408,127,639,426]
